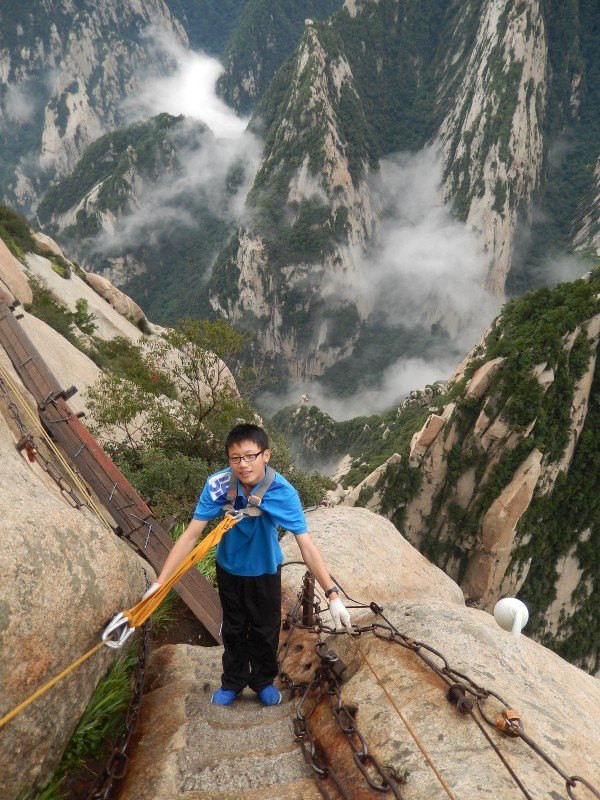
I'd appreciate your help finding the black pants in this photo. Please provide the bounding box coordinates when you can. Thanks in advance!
[216,563,281,693]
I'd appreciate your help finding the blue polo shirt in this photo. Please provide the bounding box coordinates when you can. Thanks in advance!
[193,467,307,576]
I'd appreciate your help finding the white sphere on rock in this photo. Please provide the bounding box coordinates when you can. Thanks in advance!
[494,598,529,638]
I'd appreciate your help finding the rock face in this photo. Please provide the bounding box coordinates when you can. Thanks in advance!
[24,251,145,342]
[210,22,375,379]
[117,645,321,800]
[0,0,187,210]
[0,238,32,305]
[437,0,547,294]
[337,272,600,670]
[0,392,149,800]
[121,506,600,800]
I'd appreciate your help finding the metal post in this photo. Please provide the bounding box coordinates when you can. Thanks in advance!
[302,571,315,627]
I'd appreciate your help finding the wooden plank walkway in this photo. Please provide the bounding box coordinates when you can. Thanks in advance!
[0,301,222,641]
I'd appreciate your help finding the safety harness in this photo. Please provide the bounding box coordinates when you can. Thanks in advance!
[222,465,276,517]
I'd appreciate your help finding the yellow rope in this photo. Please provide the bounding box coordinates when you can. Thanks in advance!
[0,359,113,530]
[346,631,459,800]
[0,514,238,731]
[0,642,105,730]
[123,514,238,628]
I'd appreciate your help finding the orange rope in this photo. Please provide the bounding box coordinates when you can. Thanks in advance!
[0,514,239,730]
[0,642,105,730]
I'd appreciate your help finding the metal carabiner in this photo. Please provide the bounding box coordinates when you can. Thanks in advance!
[102,611,135,649]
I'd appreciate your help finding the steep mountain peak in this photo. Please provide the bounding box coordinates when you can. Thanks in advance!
[437,0,548,294]
[210,19,376,377]
[258,20,374,243]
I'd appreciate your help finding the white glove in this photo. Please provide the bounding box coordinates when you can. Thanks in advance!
[142,580,162,601]
[329,596,352,631]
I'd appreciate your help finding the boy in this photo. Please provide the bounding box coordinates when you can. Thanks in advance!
[146,423,351,706]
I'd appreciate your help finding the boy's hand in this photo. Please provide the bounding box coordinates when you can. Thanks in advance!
[141,580,162,601]
[329,597,352,631]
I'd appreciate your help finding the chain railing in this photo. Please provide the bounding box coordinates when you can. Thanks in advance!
[87,606,151,799]
[279,567,600,800]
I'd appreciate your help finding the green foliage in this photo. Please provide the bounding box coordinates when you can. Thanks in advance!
[49,254,71,279]
[507,0,600,293]
[218,0,342,112]
[0,205,35,259]
[28,640,143,800]
[73,298,96,335]
[379,459,422,528]
[514,352,600,670]
[88,319,328,523]
[164,0,249,54]
[38,114,188,223]
[90,337,175,395]
[274,398,432,490]
[25,277,78,344]
[487,272,600,457]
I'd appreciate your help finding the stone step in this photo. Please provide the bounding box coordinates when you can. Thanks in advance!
[175,749,317,795]
[182,709,298,759]
[184,684,295,728]
[153,777,321,800]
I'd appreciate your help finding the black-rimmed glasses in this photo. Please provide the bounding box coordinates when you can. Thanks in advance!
[228,449,266,465]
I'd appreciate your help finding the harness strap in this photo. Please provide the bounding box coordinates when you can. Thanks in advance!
[224,465,276,517]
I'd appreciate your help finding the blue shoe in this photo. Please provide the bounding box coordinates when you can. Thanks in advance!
[258,685,282,706]
[211,688,241,706]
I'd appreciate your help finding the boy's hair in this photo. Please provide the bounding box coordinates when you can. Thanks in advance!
[225,423,269,455]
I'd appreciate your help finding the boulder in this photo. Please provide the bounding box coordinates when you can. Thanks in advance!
[461,448,543,607]
[121,507,599,800]
[20,311,102,417]
[0,237,32,305]
[331,598,600,799]
[281,506,465,607]
[409,403,455,467]
[0,405,148,800]
[466,356,505,398]
[25,253,145,341]
[532,361,555,390]
[31,231,69,260]
[83,271,147,326]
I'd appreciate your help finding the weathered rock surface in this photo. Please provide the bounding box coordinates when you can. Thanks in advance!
[0,400,148,800]
[0,238,32,305]
[437,0,547,294]
[24,252,144,341]
[462,448,543,607]
[343,452,401,509]
[19,311,102,417]
[122,507,599,800]
[282,506,465,608]
[332,598,600,799]
[118,645,321,800]
[466,356,505,398]
[83,271,147,327]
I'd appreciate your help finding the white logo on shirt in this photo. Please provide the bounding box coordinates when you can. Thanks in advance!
[208,471,230,502]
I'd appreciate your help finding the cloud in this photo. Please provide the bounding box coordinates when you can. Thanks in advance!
[356,146,499,352]
[123,28,248,139]
[259,354,457,421]
[93,120,261,255]
[260,146,499,422]
[93,31,261,259]
[2,84,36,123]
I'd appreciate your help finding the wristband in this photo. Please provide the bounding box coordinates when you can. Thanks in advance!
[324,585,339,599]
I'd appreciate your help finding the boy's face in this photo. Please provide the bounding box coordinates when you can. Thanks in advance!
[227,439,271,487]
